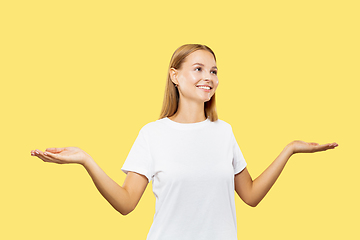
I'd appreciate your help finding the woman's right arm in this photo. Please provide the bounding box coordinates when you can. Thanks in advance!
[31,147,148,215]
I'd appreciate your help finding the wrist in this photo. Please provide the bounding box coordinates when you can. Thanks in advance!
[284,142,295,156]
[81,155,94,168]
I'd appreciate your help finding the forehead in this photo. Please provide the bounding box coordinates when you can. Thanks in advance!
[182,50,216,67]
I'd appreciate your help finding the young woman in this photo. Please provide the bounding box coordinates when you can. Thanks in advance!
[31,44,338,240]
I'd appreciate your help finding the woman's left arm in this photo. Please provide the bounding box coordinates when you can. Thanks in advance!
[234,141,338,207]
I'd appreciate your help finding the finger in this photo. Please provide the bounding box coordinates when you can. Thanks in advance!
[39,155,57,163]
[316,143,338,151]
[35,151,62,163]
[32,149,45,155]
[43,151,68,161]
[324,142,338,148]
[318,144,331,149]
[45,147,65,153]
[34,149,43,155]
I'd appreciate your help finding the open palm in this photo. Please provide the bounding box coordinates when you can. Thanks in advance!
[31,147,91,165]
[290,140,338,154]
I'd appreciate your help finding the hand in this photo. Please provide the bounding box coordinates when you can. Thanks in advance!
[31,147,92,165]
[288,140,338,154]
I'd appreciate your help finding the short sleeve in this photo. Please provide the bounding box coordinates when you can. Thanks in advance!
[121,127,153,182]
[231,131,247,175]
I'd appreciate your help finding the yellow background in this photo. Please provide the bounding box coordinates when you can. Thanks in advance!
[1,0,359,239]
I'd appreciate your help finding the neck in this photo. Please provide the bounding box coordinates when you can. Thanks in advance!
[169,100,206,123]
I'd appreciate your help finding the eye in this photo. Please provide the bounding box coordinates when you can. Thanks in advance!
[211,70,218,75]
[195,67,202,72]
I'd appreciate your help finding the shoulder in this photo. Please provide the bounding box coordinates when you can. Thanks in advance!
[137,118,167,134]
[211,119,233,131]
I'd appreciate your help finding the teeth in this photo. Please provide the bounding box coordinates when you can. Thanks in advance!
[197,86,210,90]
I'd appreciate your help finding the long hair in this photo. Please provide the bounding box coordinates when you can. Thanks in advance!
[159,44,218,121]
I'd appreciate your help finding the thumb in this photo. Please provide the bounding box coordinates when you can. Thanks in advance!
[45,147,65,153]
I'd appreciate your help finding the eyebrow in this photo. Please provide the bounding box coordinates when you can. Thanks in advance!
[192,63,218,69]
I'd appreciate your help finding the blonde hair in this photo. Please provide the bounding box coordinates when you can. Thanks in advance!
[159,44,218,121]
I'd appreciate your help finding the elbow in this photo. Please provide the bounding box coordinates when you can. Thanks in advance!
[119,210,131,216]
[247,202,259,207]
[239,195,259,207]
[116,204,135,216]
[245,199,260,208]
[118,207,133,216]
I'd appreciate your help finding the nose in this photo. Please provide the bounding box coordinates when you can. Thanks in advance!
[203,71,212,82]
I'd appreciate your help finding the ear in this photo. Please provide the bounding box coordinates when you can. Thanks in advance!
[169,68,179,85]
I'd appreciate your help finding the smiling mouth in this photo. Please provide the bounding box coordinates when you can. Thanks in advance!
[196,85,212,90]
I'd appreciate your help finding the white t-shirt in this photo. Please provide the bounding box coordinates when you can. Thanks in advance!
[122,117,247,240]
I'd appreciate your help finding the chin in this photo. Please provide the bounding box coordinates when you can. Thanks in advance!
[202,96,213,103]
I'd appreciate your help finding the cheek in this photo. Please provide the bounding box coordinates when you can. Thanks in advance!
[187,72,200,83]
[179,73,199,86]
[213,79,219,90]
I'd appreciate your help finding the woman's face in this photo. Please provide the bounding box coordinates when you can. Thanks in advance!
[171,50,219,103]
